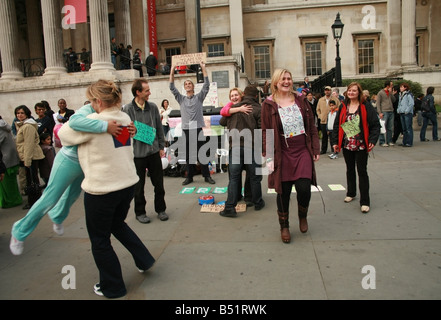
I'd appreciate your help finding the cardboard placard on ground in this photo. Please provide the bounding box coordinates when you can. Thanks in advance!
[200,203,247,213]
[172,52,207,67]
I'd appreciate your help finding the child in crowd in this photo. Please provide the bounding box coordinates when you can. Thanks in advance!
[327,100,339,159]
[38,132,55,187]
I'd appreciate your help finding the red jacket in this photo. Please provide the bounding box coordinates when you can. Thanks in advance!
[332,102,380,153]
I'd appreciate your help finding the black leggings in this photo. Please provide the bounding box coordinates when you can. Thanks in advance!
[276,178,311,213]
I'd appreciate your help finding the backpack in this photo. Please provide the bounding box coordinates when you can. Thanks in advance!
[421,97,431,113]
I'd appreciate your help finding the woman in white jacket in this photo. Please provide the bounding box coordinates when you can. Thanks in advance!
[59,80,155,299]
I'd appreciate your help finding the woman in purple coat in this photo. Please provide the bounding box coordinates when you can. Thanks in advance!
[261,69,320,243]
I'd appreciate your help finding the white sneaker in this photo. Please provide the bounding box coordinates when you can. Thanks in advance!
[330,153,339,159]
[388,142,395,146]
[381,143,389,147]
[344,196,354,203]
[53,223,64,236]
[10,235,24,255]
[361,205,370,213]
[93,283,104,296]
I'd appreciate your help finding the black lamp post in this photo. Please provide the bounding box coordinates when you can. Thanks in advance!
[332,13,344,87]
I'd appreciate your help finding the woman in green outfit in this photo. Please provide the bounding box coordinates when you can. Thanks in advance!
[0,115,22,208]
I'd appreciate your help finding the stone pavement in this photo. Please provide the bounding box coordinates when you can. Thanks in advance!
[1,130,441,301]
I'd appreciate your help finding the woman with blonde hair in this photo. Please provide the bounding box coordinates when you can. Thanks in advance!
[331,82,380,213]
[261,69,320,243]
[10,85,127,256]
[59,80,155,298]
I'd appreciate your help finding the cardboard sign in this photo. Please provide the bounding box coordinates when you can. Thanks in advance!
[200,203,247,213]
[172,52,207,67]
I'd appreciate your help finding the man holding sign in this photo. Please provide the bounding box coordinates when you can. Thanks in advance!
[169,59,215,186]
[123,79,169,224]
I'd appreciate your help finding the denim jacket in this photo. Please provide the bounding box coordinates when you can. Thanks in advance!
[397,91,414,114]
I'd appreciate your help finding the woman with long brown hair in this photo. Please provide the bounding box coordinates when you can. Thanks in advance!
[331,82,380,214]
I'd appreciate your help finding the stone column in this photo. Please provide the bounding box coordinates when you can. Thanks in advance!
[387,0,401,71]
[114,0,132,48]
[185,0,198,53]
[41,0,67,75]
[0,0,23,79]
[401,0,417,68]
[26,0,44,59]
[89,0,115,71]
[229,0,245,57]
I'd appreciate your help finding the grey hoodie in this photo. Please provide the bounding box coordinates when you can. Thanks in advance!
[0,118,20,168]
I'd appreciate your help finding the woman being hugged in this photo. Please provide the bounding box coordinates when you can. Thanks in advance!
[331,82,380,214]
[58,80,155,298]
[261,69,320,244]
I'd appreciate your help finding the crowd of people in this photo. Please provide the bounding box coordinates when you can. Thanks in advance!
[2,60,439,298]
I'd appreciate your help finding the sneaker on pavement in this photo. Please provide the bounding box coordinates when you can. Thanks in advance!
[381,143,389,147]
[10,235,24,255]
[388,142,395,146]
[344,196,354,203]
[158,211,169,221]
[53,223,64,236]
[94,283,104,296]
[136,214,151,224]
[330,153,338,159]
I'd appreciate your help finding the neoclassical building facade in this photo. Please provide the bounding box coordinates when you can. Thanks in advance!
[0,0,440,124]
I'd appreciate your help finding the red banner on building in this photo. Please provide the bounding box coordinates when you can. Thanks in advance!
[147,0,158,59]
[64,0,87,25]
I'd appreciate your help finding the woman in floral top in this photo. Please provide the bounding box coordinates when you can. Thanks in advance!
[331,82,380,214]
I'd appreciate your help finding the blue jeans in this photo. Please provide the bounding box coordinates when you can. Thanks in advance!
[225,147,263,210]
[400,113,414,146]
[420,112,439,141]
[379,111,394,144]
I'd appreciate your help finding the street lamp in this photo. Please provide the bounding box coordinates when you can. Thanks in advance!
[332,13,344,87]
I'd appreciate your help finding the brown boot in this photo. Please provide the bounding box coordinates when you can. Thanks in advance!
[298,205,308,233]
[277,211,291,243]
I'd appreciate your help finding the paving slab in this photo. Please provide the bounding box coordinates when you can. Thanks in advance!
[1,130,440,302]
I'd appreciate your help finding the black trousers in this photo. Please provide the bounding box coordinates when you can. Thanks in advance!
[183,128,210,179]
[320,123,329,153]
[134,152,166,216]
[84,186,155,298]
[343,148,370,206]
[276,178,311,213]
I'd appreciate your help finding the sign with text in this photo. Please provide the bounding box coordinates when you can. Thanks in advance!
[172,52,207,67]
[200,204,246,213]
[133,121,156,145]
